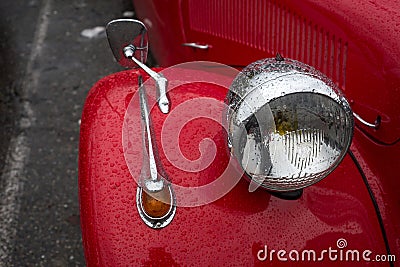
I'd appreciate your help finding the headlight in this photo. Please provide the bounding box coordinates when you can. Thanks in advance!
[227,57,354,192]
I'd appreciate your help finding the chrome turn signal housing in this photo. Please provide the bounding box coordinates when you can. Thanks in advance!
[226,57,354,192]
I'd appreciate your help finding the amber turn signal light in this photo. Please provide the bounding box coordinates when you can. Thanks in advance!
[141,186,172,219]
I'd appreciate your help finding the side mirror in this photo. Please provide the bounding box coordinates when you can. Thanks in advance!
[106,19,176,228]
[106,19,169,114]
[106,19,148,68]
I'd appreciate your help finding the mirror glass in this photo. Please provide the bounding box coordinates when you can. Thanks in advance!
[106,19,148,68]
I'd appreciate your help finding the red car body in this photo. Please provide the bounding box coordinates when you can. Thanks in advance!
[79,0,400,265]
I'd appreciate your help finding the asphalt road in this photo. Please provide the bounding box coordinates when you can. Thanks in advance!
[0,0,138,265]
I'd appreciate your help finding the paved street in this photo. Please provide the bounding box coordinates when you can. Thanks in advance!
[0,0,137,265]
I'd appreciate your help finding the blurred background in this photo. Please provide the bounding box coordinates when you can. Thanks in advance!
[0,0,146,265]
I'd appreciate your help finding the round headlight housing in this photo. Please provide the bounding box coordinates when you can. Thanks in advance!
[227,57,354,192]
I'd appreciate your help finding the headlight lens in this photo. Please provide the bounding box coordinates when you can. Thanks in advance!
[227,58,354,191]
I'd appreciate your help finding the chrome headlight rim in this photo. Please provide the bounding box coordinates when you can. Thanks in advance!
[227,57,354,192]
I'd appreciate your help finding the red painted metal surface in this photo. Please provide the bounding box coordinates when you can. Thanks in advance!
[79,69,389,266]
[134,0,400,145]
[130,1,400,263]
[351,131,400,259]
[132,1,188,65]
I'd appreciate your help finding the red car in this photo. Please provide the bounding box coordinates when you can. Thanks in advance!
[79,0,399,266]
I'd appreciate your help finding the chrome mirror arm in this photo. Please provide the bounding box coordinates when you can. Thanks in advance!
[138,76,165,192]
[137,76,176,228]
[124,45,169,114]
[106,19,176,228]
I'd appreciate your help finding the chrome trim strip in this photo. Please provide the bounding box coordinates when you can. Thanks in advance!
[182,42,210,49]
[353,112,380,129]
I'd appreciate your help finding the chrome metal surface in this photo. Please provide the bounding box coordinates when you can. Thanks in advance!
[353,112,381,129]
[138,76,165,192]
[106,19,148,68]
[226,57,354,191]
[106,19,169,113]
[136,184,176,229]
[136,74,176,229]
[124,45,169,113]
[182,42,210,49]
